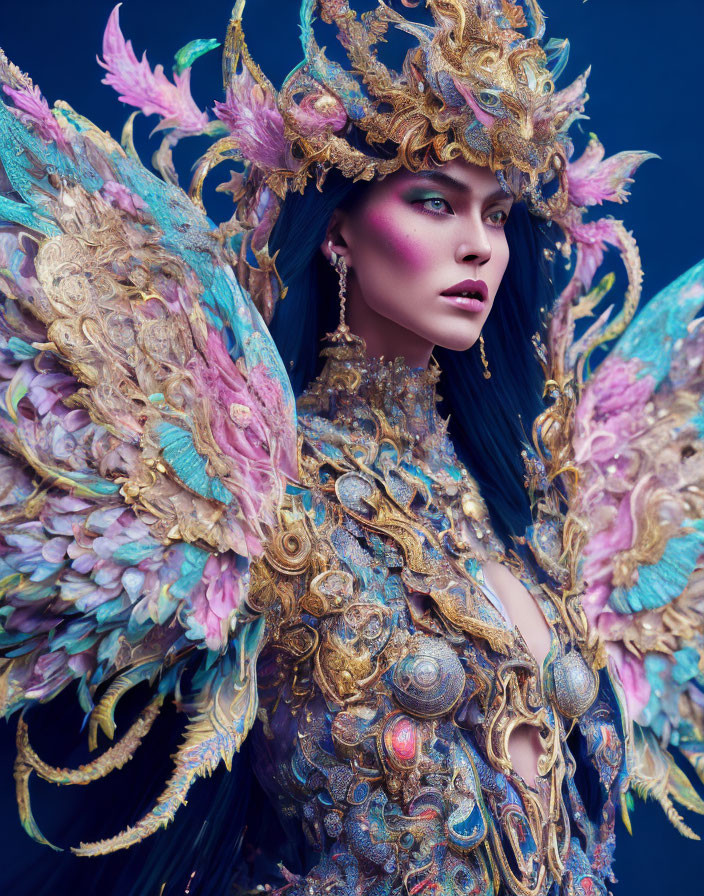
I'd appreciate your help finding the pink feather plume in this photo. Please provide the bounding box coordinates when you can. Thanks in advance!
[536,69,589,132]
[569,217,624,293]
[568,136,657,209]
[2,82,68,149]
[214,68,297,171]
[98,4,209,135]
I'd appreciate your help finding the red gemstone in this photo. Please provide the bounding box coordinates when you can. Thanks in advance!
[390,716,416,762]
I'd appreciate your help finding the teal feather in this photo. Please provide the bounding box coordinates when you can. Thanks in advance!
[641,651,704,746]
[6,337,40,359]
[77,677,94,714]
[58,470,121,497]
[299,0,317,54]
[0,195,58,237]
[614,259,704,387]
[170,544,210,603]
[0,99,97,202]
[156,421,233,506]
[112,541,161,565]
[672,647,702,686]
[49,621,100,654]
[95,596,130,625]
[609,523,704,613]
[173,39,220,75]
[0,632,40,651]
[28,562,62,582]
[126,614,159,638]
[96,629,123,666]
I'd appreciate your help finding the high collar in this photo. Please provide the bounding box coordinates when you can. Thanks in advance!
[297,337,445,445]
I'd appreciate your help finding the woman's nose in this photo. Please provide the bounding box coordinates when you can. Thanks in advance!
[454,220,492,265]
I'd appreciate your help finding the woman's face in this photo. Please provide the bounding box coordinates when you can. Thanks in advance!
[323,159,513,368]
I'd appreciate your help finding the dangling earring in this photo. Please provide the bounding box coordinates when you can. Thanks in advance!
[479,333,491,379]
[327,240,353,343]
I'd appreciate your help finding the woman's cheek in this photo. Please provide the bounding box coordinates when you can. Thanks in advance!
[490,233,510,295]
[361,205,436,275]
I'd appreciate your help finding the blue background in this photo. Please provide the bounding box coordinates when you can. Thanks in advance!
[1,1,702,893]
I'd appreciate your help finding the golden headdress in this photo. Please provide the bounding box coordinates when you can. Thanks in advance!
[99,0,653,354]
[225,0,577,202]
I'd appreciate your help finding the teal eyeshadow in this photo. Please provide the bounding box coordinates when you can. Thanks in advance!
[402,189,444,202]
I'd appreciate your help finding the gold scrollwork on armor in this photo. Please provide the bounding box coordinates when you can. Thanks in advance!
[314,603,397,706]
[266,519,313,575]
[300,569,354,617]
[272,623,319,662]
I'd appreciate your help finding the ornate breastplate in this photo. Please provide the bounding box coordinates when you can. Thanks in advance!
[248,343,624,896]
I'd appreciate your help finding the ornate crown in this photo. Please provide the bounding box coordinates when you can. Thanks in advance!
[223,0,578,202]
[92,3,653,353]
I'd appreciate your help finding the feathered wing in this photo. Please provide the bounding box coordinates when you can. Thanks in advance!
[527,258,704,838]
[571,261,704,835]
[0,52,296,854]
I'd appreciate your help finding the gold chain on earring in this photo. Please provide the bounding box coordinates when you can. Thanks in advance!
[327,241,354,343]
[335,258,348,333]
[479,333,491,379]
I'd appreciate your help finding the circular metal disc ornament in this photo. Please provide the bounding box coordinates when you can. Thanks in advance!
[549,650,599,719]
[391,637,465,718]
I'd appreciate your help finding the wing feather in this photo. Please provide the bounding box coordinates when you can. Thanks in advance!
[527,260,704,835]
[0,51,293,852]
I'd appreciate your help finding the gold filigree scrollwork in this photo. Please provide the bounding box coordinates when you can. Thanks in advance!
[266,519,313,575]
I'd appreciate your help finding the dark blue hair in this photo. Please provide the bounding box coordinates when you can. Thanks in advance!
[268,172,554,545]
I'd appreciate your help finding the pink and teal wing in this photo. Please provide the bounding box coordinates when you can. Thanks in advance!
[527,258,704,838]
[571,261,704,836]
[0,52,295,854]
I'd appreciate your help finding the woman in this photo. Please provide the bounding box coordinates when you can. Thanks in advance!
[0,2,703,894]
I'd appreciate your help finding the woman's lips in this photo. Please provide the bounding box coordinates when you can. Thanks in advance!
[439,294,485,312]
[439,278,488,312]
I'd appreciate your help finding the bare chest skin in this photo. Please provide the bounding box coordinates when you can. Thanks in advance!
[483,560,553,785]
[483,561,552,668]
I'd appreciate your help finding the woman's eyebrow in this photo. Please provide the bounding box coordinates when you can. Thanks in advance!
[413,170,466,192]
[484,188,513,204]
[412,171,512,204]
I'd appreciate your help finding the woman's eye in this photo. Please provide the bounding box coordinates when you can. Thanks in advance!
[486,209,508,227]
[418,197,452,214]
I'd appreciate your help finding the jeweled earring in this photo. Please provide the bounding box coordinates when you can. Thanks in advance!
[327,240,352,343]
[328,240,339,268]
[479,333,491,379]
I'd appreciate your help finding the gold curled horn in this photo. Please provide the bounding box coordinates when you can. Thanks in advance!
[14,698,164,851]
[223,0,248,88]
[223,0,273,93]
